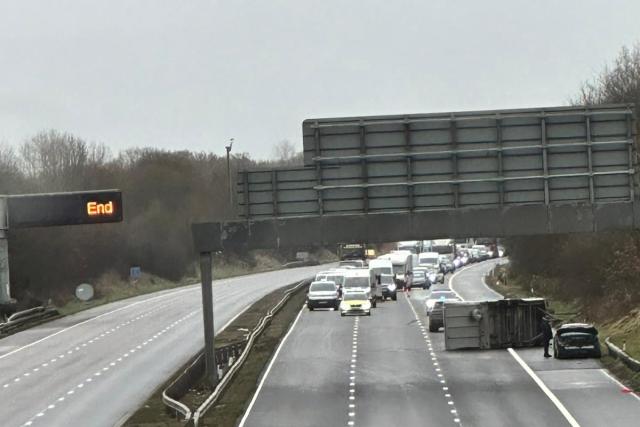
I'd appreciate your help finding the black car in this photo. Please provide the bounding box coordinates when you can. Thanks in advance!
[553,323,601,359]
[379,273,397,301]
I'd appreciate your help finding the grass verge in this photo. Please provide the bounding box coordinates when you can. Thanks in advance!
[55,249,334,318]
[485,264,640,391]
[124,281,309,427]
[57,272,197,316]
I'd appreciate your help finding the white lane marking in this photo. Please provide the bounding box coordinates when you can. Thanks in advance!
[347,316,359,427]
[406,293,461,425]
[507,348,580,426]
[599,369,640,402]
[0,286,197,360]
[448,259,503,301]
[17,309,202,426]
[238,305,306,427]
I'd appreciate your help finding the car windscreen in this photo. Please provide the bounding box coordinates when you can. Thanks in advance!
[558,332,596,345]
[344,293,366,301]
[392,264,405,274]
[558,326,598,335]
[340,261,360,267]
[370,266,392,276]
[325,275,344,286]
[343,277,370,288]
[414,271,426,278]
[430,291,457,299]
[380,276,393,284]
[310,282,336,292]
[420,257,439,265]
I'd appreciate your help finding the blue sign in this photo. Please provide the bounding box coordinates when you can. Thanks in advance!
[130,266,141,280]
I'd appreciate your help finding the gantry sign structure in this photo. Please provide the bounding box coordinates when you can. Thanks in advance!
[191,103,638,388]
[194,103,639,251]
[0,190,123,312]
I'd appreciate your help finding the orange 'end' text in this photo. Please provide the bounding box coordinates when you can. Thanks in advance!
[87,201,115,216]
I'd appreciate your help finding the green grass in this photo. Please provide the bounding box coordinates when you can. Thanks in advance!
[484,266,582,323]
[57,272,196,316]
[598,309,640,360]
[55,247,334,317]
[485,264,640,390]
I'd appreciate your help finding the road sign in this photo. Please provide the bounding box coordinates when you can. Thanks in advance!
[75,284,94,302]
[7,190,123,228]
[130,266,141,280]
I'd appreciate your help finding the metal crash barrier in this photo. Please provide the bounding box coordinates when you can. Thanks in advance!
[444,298,546,350]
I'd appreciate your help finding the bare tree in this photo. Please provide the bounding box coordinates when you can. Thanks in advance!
[19,130,110,191]
[0,145,25,193]
[575,44,640,106]
[271,139,303,166]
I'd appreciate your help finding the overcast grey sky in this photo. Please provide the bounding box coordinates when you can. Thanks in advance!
[1,0,640,160]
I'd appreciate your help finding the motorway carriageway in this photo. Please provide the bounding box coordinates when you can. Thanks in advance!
[0,264,331,427]
[240,260,640,427]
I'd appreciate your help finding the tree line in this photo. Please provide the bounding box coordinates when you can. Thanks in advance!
[1,133,301,308]
[508,43,640,318]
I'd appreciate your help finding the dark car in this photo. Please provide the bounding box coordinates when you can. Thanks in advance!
[553,323,601,359]
[427,296,461,332]
[379,273,397,301]
[306,281,340,311]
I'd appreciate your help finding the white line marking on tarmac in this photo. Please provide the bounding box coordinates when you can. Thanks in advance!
[405,292,461,425]
[599,369,640,402]
[238,305,306,427]
[508,348,580,426]
[0,286,197,361]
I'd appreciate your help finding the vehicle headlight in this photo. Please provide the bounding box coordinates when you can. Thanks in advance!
[362,301,371,309]
[388,284,396,291]
[340,302,349,310]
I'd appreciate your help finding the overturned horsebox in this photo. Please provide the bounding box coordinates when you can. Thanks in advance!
[444,298,546,350]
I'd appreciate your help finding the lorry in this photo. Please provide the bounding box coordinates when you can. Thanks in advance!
[397,241,422,254]
[338,243,366,261]
[431,239,456,256]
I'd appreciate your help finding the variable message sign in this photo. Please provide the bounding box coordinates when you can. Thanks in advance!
[7,190,123,228]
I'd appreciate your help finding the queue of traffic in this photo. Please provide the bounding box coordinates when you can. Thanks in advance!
[307,239,502,318]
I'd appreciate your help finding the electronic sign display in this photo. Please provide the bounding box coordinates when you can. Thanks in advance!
[7,190,123,228]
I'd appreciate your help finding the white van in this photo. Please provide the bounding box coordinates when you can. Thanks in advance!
[342,268,380,307]
[368,258,393,287]
[418,252,440,268]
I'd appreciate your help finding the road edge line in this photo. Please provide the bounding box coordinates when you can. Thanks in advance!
[0,285,198,361]
[507,348,581,426]
[449,259,503,301]
[599,369,640,402]
[238,304,306,427]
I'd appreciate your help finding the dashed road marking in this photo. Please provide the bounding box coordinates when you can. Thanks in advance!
[19,309,200,426]
[406,293,461,426]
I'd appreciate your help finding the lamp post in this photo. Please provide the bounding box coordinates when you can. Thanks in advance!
[225,138,234,207]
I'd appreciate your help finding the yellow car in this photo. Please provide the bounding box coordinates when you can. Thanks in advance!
[340,292,371,316]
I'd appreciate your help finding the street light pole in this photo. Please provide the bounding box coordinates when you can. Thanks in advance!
[225,138,234,207]
[200,251,217,387]
[0,197,12,321]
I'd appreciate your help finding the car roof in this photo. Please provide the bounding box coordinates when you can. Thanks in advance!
[558,323,597,331]
[343,268,370,277]
[557,323,598,335]
[310,280,336,286]
[343,289,368,296]
[428,291,457,298]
